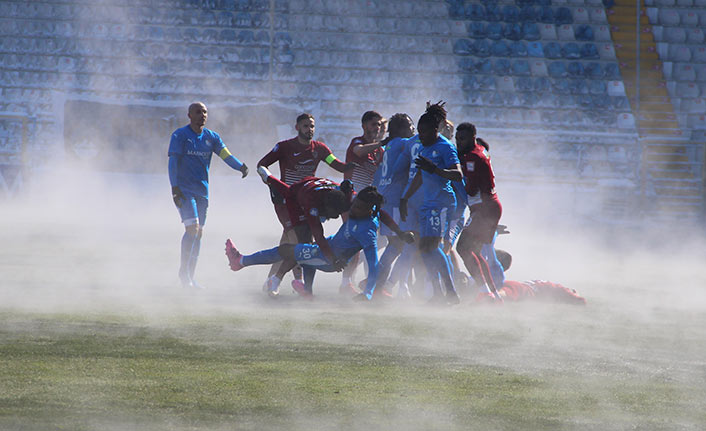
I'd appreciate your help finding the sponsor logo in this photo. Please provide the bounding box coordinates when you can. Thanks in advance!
[293,151,302,156]
[187,150,210,157]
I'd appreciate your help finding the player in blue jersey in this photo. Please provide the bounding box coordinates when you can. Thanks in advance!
[168,102,248,289]
[226,187,414,300]
[371,113,416,293]
[400,102,463,305]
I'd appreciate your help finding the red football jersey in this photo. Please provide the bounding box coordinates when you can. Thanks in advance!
[500,280,586,304]
[344,136,384,193]
[459,143,498,202]
[258,137,333,185]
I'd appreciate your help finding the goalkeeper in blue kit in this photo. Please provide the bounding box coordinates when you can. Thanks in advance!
[168,102,248,289]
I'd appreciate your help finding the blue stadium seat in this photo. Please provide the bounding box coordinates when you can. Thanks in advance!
[512,59,531,75]
[517,0,536,6]
[236,29,254,44]
[568,61,584,76]
[274,31,291,46]
[477,58,494,74]
[504,23,524,40]
[589,80,607,94]
[474,39,492,57]
[553,78,571,93]
[218,11,234,26]
[562,42,581,59]
[458,57,475,71]
[584,62,604,78]
[517,76,534,91]
[449,2,465,19]
[202,29,218,42]
[548,61,568,77]
[569,78,588,93]
[478,75,496,90]
[468,3,486,20]
[237,0,252,11]
[503,5,521,22]
[520,92,540,106]
[575,24,595,41]
[235,12,252,27]
[604,62,620,79]
[520,5,538,22]
[274,0,288,12]
[555,7,573,25]
[462,75,480,90]
[487,22,503,40]
[252,12,269,28]
[534,76,551,92]
[276,46,293,64]
[494,58,512,75]
[468,22,487,39]
[510,41,528,56]
[543,42,562,58]
[488,92,505,106]
[491,40,510,56]
[251,0,269,11]
[485,4,503,21]
[182,28,200,41]
[527,41,544,56]
[221,29,238,43]
[523,22,541,40]
[560,94,577,108]
[591,94,611,109]
[539,6,555,23]
[454,39,475,55]
[254,30,270,45]
[536,0,552,6]
[580,43,600,59]
[612,96,629,110]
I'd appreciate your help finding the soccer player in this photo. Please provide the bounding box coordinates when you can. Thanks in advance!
[370,113,416,293]
[226,187,414,300]
[168,102,248,289]
[257,113,353,290]
[239,168,353,296]
[480,280,587,305]
[454,124,503,301]
[340,110,386,293]
[400,102,463,305]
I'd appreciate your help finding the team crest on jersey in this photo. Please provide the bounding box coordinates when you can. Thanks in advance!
[466,161,475,172]
[432,151,438,157]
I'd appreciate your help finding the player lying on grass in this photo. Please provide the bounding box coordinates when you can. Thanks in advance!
[248,167,354,295]
[225,187,415,300]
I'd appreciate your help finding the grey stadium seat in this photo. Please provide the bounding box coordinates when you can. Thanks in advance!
[676,82,700,98]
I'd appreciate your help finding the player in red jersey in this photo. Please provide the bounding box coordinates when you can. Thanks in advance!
[454,123,504,302]
[249,167,353,296]
[341,111,386,293]
[257,113,354,291]
[478,280,587,305]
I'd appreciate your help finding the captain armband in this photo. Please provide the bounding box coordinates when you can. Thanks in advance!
[324,154,337,164]
[219,147,232,160]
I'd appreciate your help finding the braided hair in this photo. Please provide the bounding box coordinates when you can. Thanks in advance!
[356,186,385,216]
[418,101,447,130]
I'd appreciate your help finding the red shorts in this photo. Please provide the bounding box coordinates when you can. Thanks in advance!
[284,200,308,228]
[466,198,502,244]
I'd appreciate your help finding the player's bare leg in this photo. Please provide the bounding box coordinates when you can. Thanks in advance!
[456,229,501,301]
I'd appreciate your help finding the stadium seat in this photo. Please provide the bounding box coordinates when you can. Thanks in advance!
[236,0,252,11]
[589,8,607,23]
[534,76,552,92]
[668,45,692,62]
[568,61,585,75]
[462,74,480,90]
[491,40,511,57]
[584,61,604,78]
[494,58,512,75]
[569,78,588,93]
[664,27,687,43]
[676,82,700,98]
[658,9,680,26]
[557,24,576,40]
[549,61,568,77]
[252,0,269,11]
[540,23,558,40]
[510,41,528,56]
[697,64,706,81]
[580,43,599,58]
[530,59,549,75]
[677,0,693,5]
[468,3,486,20]
[681,10,699,27]
[254,30,270,45]
[252,12,269,28]
[539,6,555,23]
[674,63,696,81]
[544,41,562,58]
[454,39,475,55]
[683,98,706,113]
[477,58,494,74]
[687,114,706,129]
[520,5,538,22]
[693,46,706,63]
[599,43,617,60]
[504,22,524,40]
[497,75,515,91]
[474,39,492,57]
[655,0,676,5]
[478,75,496,90]
[487,22,503,40]
[486,4,503,22]
[687,28,705,44]
[512,59,532,75]
[562,42,582,59]
[589,79,607,94]
[594,25,612,41]
[575,24,595,41]
[449,2,465,19]
[503,5,521,22]
[516,76,534,91]
[468,21,487,39]
[606,81,626,97]
[573,7,590,23]
[556,7,574,24]
[235,12,252,27]
[458,57,475,72]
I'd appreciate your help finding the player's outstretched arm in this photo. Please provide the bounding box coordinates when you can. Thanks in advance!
[379,209,415,244]
[399,171,422,221]
[219,148,248,178]
[324,154,356,173]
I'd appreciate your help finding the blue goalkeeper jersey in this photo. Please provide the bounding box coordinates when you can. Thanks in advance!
[373,136,410,205]
[418,135,460,208]
[168,125,227,198]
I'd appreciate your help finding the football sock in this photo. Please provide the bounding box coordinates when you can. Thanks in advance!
[180,230,197,283]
